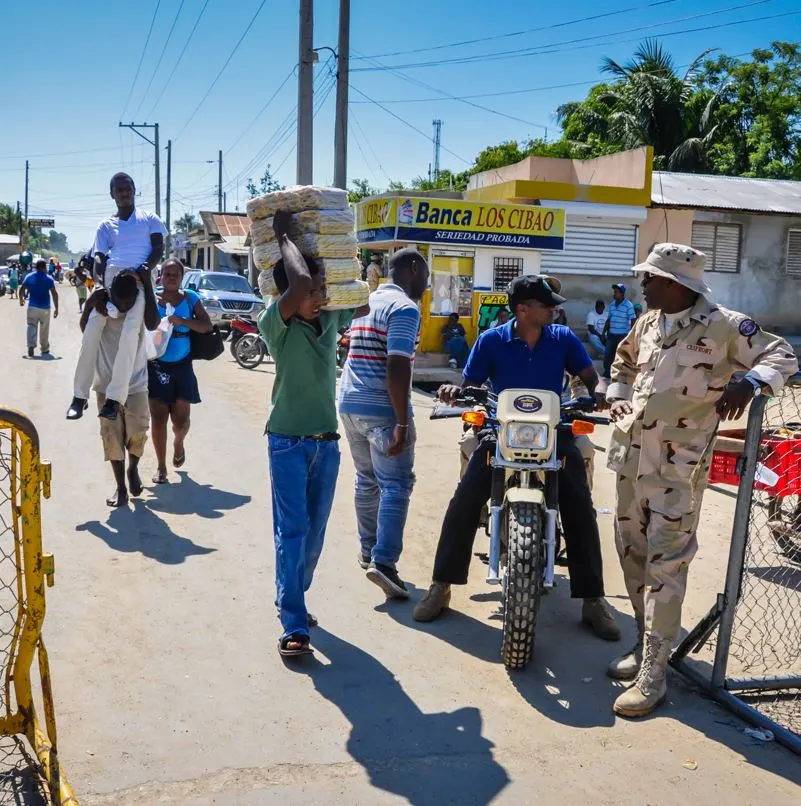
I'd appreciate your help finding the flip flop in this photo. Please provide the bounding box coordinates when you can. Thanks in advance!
[173,450,186,468]
[278,634,313,658]
[152,470,169,485]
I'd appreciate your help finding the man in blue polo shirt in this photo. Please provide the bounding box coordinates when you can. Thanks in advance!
[602,283,637,378]
[413,275,620,641]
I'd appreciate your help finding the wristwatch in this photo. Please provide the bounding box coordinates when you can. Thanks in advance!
[743,375,763,396]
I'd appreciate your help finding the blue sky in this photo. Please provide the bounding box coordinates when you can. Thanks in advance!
[2,0,799,249]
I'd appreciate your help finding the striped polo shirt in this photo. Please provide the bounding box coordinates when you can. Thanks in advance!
[607,298,636,335]
[338,283,421,418]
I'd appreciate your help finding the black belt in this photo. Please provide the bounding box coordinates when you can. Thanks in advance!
[266,430,340,441]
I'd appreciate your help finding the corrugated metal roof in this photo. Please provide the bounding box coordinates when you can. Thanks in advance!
[652,172,801,215]
[215,235,249,255]
[199,211,250,238]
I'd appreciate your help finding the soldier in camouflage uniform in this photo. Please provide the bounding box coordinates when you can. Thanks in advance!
[605,243,798,718]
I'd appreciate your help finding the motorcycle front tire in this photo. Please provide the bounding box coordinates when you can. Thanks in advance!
[234,333,265,369]
[502,500,544,671]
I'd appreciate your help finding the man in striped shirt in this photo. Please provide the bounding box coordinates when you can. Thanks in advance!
[339,248,430,600]
[602,283,637,378]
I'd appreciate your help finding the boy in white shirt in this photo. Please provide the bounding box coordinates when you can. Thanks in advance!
[67,173,166,421]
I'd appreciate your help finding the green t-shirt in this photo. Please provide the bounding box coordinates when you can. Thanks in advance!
[258,302,354,437]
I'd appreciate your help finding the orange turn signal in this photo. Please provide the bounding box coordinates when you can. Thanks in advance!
[572,420,595,436]
[462,410,486,428]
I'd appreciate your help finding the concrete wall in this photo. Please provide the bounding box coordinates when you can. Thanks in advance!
[695,210,801,331]
[471,247,541,290]
[557,273,642,334]
[638,208,694,261]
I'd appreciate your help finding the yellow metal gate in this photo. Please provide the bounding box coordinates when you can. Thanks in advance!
[0,408,75,803]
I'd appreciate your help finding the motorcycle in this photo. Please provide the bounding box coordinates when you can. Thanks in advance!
[336,328,350,368]
[431,387,608,670]
[234,330,269,369]
[229,316,258,358]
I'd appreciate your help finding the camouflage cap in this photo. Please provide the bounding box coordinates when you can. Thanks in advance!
[633,243,711,295]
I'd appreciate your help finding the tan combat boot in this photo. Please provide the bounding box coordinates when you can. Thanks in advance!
[607,614,645,680]
[413,582,451,622]
[613,634,671,717]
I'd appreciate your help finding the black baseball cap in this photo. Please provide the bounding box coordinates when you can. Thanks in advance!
[507,275,566,309]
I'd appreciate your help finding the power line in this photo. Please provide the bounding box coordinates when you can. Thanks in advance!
[351,1,778,71]
[120,0,162,120]
[145,0,213,119]
[224,66,297,157]
[350,108,393,183]
[352,49,552,132]
[349,84,471,165]
[131,0,187,120]
[173,0,268,142]
[356,0,682,60]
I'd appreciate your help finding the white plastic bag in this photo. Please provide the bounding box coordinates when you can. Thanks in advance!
[145,303,174,361]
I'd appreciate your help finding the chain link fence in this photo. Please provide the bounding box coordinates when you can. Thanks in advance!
[672,376,801,755]
[0,410,76,803]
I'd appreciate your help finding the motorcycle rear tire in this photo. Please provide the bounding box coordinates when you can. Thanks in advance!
[502,500,544,671]
[234,334,265,369]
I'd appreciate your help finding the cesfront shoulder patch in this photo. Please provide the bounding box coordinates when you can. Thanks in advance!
[739,318,759,337]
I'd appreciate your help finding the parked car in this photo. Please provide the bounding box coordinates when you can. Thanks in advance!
[181,270,265,335]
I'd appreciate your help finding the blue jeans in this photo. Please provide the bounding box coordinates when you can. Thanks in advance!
[445,336,469,367]
[587,333,605,357]
[267,434,340,639]
[340,414,416,568]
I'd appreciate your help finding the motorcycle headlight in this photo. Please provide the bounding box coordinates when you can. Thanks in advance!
[505,422,549,451]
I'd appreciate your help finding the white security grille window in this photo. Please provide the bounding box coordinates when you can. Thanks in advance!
[493,256,523,291]
[691,222,741,272]
[786,229,801,276]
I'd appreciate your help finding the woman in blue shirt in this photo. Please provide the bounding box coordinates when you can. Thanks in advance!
[148,258,213,484]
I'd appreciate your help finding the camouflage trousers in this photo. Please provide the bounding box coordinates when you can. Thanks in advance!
[615,473,703,644]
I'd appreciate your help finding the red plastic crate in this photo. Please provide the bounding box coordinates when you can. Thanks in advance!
[710,428,801,497]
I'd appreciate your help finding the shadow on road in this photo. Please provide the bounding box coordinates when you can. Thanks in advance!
[287,628,510,806]
[146,471,251,519]
[380,575,637,730]
[76,499,216,564]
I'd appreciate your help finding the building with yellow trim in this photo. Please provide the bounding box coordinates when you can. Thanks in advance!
[355,147,654,355]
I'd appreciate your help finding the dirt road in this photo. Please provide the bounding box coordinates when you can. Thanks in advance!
[1,297,798,804]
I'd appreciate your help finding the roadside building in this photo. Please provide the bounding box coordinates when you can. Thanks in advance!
[0,234,22,264]
[187,212,251,274]
[646,172,801,333]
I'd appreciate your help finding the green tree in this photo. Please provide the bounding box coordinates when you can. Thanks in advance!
[347,178,381,203]
[47,230,69,253]
[174,213,200,233]
[697,42,801,178]
[0,203,21,236]
[247,164,285,199]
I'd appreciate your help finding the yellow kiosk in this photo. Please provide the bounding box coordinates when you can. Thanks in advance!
[355,196,566,353]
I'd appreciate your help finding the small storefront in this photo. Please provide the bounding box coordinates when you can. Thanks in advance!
[356,196,566,353]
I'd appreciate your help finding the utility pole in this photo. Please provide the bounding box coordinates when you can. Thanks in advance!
[218,149,223,212]
[223,191,227,212]
[16,201,21,244]
[118,122,161,217]
[333,0,350,190]
[166,139,172,256]
[297,0,314,185]
[432,119,442,184]
[24,160,29,221]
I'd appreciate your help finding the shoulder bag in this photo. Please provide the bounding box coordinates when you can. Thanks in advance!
[186,290,224,361]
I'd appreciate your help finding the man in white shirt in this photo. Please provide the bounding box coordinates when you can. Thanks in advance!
[585,299,608,356]
[67,173,166,421]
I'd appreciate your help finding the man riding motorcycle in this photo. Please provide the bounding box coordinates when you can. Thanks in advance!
[413,275,621,642]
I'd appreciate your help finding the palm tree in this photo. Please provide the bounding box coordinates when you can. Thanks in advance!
[599,40,721,171]
[174,213,200,233]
